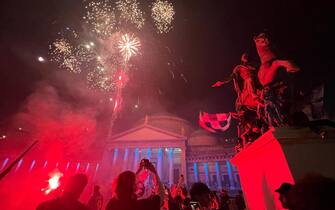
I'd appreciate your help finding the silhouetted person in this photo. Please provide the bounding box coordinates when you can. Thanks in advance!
[169,183,188,210]
[209,191,219,210]
[235,190,246,210]
[168,194,183,210]
[178,174,186,189]
[288,174,335,210]
[189,182,211,210]
[88,185,103,210]
[275,182,293,209]
[183,197,192,210]
[219,189,230,210]
[106,160,164,210]
[36,173,89,210]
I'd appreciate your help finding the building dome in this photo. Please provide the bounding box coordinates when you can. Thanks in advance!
[135,113,196,137]
[188,129,220,146]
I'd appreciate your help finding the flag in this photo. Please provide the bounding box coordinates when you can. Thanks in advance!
[199,112,232,133]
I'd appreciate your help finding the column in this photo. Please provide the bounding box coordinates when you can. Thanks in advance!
[157,148,163,178]
[29,160,36,172]
[65,161,70,171]
[147,148,152,161]
[76,162,80,172]
[193,162,199,182]
[1,158,9,171]
[123,148,129,171]
[133,148,139,171]
[112,148,119,175]
[181,147,187,184]
[43,160,48,169]
[85,163,90,173]
[93,163,100,180]
[15,159,23,172]
[226,160,235,189]
[215,162,222,189]
[204,163,210,187]
[169,148,173,186]
[113,148,119,166]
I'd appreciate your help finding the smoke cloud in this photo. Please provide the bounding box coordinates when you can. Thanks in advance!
[10,81,97,159]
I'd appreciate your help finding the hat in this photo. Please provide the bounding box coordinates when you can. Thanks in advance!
[275,183,293,194]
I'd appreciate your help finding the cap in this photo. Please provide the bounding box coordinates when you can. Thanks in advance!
[275,182,293,194]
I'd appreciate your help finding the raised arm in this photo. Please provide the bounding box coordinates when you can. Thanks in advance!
[273,60,300,73]
[211,64,243,87]
[147,163,165,205]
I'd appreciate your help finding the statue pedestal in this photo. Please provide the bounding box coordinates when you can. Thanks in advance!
[231,126,335,210]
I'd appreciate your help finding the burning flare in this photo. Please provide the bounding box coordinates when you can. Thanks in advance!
[42,170,63,194]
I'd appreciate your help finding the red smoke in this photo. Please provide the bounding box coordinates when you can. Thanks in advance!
[0,82,100,209]
[11,82,97,159]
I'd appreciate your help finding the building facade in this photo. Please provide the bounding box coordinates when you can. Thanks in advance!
[102,114,241,191]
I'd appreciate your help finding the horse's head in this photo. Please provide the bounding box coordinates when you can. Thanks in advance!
[253,32,270,48]
[253,32,277,64]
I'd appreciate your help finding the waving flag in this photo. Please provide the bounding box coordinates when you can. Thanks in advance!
[199,112,232,133]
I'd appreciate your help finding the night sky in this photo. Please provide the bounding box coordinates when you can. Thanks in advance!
[0,0,334,136]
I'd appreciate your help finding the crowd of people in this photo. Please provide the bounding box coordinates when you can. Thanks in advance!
[36,158,335,210]
[36,159,245,210]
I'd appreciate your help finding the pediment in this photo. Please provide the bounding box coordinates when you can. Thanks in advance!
[109,125,186,143]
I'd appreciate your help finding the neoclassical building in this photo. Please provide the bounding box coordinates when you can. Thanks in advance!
[101,114,241,191]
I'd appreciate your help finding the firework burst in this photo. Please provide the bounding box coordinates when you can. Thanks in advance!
[118,33,141,62]
[76,42,98,64]
[83,0,116,38]
[49,0,175,92]
[47,0,176,137]
[49,38,81,73]
[116,0,145,29]
[87,70,115,91]
[85,33,123,90]
[151,0,175,33]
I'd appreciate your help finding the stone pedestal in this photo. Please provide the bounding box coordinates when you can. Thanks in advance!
[231,126,335,210]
